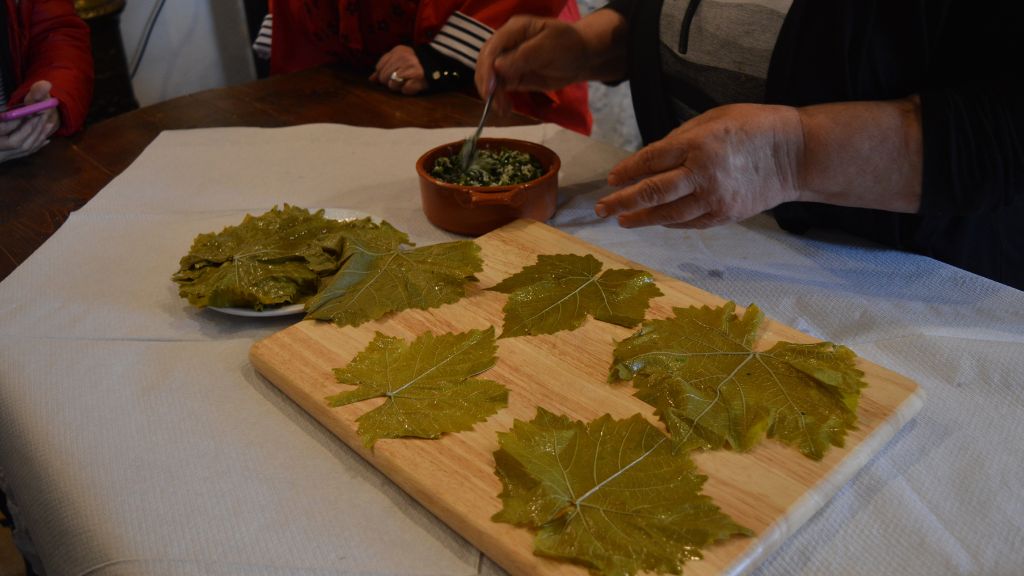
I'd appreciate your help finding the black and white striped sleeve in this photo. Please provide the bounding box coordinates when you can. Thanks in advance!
[428,11,494,70]
[252,13,273,60]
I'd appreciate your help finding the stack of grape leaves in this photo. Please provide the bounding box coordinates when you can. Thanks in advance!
[249,219,922,576]
[173,205,350,310]
[173,206,482,323]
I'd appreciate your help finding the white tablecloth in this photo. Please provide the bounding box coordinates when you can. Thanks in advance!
[1,124,1022,576]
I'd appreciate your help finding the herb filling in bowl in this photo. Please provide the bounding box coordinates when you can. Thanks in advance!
[432,147,544,186]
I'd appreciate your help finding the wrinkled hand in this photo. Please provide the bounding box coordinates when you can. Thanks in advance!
[370,46,428,95]
[476,16,591,114]
[1,81,60,164]
[597,104,805,229]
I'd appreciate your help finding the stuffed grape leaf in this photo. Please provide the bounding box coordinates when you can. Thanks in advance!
[305,218,483,326]
[493,408,750,575]
[328,328,507,448]
[172,205,347,310]
[489,254,662,338]
[610,302,865,460]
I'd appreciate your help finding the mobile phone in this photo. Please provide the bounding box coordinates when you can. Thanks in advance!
[0,97,59,122]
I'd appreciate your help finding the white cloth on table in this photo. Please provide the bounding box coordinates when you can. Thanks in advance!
[1,124,1022,576]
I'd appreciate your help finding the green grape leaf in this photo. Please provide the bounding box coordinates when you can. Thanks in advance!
[610,302,865,460]
[493,408,750,576]
[489,254,662,338]
[172,205,347,309]
[305,218,483,326]
[328,328,507,448]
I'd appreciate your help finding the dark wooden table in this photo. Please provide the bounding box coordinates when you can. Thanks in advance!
[0,66,532,282]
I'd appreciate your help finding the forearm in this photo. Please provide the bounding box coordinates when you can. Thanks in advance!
[795,96,923,213]
[16,0,93,135]
[575,9,629,83]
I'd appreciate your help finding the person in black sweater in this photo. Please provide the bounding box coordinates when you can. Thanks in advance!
[474,0,1023,290]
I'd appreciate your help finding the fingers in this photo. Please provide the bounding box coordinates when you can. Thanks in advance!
[41,108,60,137]
[595,166,708,227]
[608,140,689,186]
[597,166,698,216]
[0,115,51,161]
[478,17,568,116]
[616,194,713,228]
[371,51,396,84]
[492,25,569,92]
[372,46,427,94]
[0,118,20,137]
[22,116,51,154]
[491,90,513,116]
[0,137,50,163]
[400,79,427,96]
[386,70,405,90]
[386,66,422,93]
[476,16,539,96]
[0,107,59,150]
[372,49,405,84]
[0,116,40,151]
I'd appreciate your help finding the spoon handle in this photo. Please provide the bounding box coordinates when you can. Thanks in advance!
[460,77,497,170]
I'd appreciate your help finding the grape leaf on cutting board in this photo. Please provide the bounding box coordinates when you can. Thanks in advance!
[488,253,662,338]
[305,218,483,326]
[610,302,865,460]
[493,408,750,576]
[328,328,507,448]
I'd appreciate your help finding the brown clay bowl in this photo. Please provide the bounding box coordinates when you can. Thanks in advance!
[416,137,560,236]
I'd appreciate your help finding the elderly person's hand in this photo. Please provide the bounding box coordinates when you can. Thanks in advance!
[598,97,924,228]
[598,104,804,228]
[1,80,60,164]
[370,45,428,95]
[476,10,629,115]
[475,16,587,114]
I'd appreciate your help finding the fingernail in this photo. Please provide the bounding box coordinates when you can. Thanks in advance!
[607,172,621,186]
[595,204,609,218]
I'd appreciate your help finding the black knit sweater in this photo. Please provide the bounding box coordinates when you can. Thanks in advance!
[608,0,1024,289]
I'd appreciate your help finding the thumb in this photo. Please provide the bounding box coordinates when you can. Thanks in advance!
[26,81,53,104]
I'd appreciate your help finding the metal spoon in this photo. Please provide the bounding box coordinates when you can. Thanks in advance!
[459,77,497,171]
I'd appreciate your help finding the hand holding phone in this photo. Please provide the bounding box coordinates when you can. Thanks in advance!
[0,97,60,122]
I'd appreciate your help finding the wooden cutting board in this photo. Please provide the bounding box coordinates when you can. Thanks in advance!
[250,219,923,576]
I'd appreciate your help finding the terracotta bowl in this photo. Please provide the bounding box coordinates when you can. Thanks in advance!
[416,137,560,236]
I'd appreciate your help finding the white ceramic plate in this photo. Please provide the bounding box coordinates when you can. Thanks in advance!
[208,208,369,318]
[209,302,306,318]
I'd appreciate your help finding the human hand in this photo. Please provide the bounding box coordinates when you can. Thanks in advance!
[476,16,586,114]
[370,46,428,95]
[1,81,60,164]
[596,104,805,229]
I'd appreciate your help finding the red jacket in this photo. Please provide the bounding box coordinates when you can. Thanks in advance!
[3,0,93,135]
[270,0,591,134]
